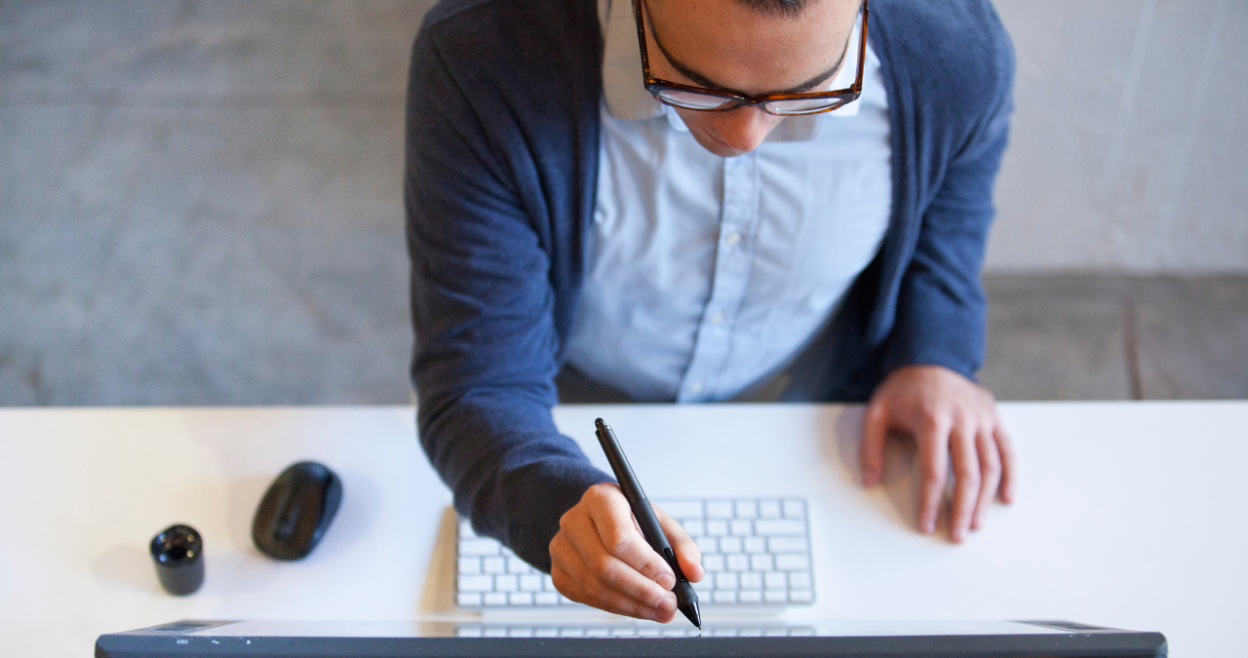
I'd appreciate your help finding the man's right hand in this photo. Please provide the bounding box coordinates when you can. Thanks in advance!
[549,482,703,622]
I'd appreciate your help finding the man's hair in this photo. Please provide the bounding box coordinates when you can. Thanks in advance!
[733,0,812,18]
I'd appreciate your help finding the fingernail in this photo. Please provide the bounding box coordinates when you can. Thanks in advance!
[922,521,935,534]
[657,572,675,590]
[952,528,965,542]
[658,593,677,613]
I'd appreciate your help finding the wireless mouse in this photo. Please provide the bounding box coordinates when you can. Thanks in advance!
[251,461,342,560]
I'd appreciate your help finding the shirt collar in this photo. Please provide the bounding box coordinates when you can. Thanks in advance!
[598,0,863,142]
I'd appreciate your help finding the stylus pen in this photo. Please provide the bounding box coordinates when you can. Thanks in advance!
[594,418,702,629]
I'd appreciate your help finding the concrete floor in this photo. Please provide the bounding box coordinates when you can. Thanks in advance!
[2,0,1245,406]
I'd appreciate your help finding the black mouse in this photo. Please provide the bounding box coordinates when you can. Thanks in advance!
[252,461,342,560]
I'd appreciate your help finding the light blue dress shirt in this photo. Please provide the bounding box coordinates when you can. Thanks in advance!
[565,0,892,403]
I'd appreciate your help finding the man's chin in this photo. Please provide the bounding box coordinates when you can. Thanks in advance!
[692,133,747,158]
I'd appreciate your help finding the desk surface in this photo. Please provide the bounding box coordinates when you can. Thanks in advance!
[1,402,1245,657]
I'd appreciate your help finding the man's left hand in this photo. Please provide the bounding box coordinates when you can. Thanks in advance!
[860,364,1016,542]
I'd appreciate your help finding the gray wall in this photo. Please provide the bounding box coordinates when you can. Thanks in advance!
[988,0,1248,273]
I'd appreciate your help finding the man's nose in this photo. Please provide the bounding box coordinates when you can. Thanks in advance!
[714,106,778,153]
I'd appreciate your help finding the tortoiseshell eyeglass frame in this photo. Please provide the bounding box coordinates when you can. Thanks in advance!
[632,0,869,116]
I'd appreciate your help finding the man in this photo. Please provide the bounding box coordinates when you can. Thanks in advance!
[406,0,1016,623]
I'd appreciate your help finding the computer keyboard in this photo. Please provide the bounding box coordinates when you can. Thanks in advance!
[454,497,814,609]
[454,623,816,637]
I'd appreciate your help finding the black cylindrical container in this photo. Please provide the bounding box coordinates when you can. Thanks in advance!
[149,524,204,595]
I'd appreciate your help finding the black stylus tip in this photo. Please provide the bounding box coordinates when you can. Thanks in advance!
[679,600,701,629]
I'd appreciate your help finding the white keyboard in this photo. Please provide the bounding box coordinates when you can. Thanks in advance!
[455,497,814,609]
[454,623,816,638]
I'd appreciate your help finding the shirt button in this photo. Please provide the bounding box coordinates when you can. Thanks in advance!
[724,231,742,246]
[688,382,704,394]
[708,313,724,325]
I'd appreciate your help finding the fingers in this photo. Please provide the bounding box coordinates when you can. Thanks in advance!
[995,424,1017,504]
[970,424,1002,532]
[947,420,981,543]
[654,504,703,583]
[551,554,676,623]
[585,491,676,591]
[860,400,889,487]
[548,484,677,621]
[916,418,951,535]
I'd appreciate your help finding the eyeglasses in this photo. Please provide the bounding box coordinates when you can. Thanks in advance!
[632,0,868,116]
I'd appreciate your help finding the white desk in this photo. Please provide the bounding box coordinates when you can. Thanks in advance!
[1,403,1245,656]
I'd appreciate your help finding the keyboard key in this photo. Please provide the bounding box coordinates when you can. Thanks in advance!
[744,537,766,554]
[458,557,481,574]
[692,580,713,595]
[495,574,518,592]
[750,554,774,571]
[740,572,762,589]
[706,520,729,536]
[535,627,559,637]
[659,500,704,518]
[735,500,758,518]
[789,571,812,589]
[459,539,501,556]
[730,520,753,536]
[458,575,493,592]
[458,519,475,537]
[702,554,725,572]
[764,590,787,603]
[790,589,814,603]
[727,554,749,571]
[768,537,808,553]
[457,626,483,637]
[694,536,718,554]
[706,501,734,518]
[507,557,531,574]
[683,520,705,536]
[483,626,507,636]
[776,554,810,571]
[715,572,739,589]
[559,595,575,605]
[764,572,787,589]
[543,574,556,591]
[738,590,762,603]
[535,592,559,605]
[509,627,533,637]
[560,628,585,637]
[754,519,805,536]
[508,592,533,605]
[519,574,543,591]
[483,592,508,606]
[719,537,742,554]
[783,499,806,518]
[759,499,782,518]
[713,591,738,603]
[457,592,482,606]
[483,557,506,574]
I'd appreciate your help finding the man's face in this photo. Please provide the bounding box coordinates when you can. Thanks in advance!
[645,0,860,157]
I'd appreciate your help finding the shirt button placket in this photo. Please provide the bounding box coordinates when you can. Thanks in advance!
[677,153,761,403]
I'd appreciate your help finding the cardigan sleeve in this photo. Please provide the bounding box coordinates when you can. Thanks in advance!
[404,15,612,573]
[881,7,1015,381]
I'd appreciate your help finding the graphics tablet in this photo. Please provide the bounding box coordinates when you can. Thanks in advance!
[96,619,1167,657]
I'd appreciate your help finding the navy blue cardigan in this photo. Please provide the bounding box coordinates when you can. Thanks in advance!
[405,0,1014,571]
